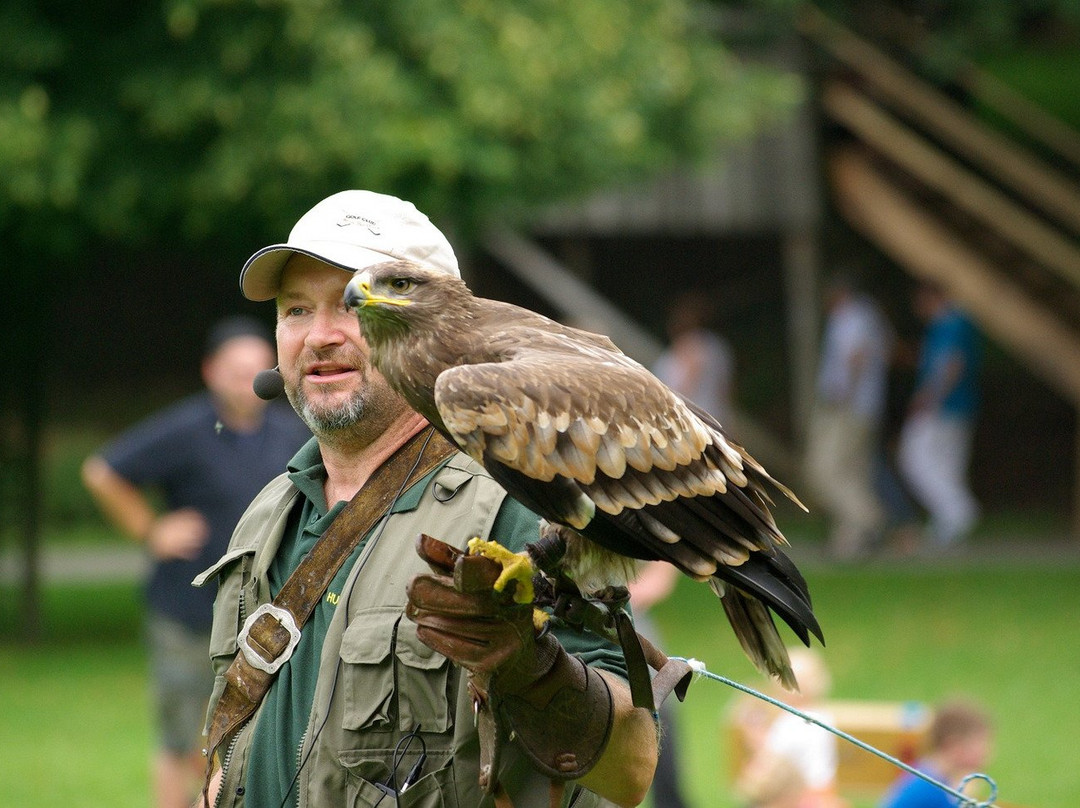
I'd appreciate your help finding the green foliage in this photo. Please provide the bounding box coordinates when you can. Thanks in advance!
[0,6,95,244]
[41,393,190,531]
[978,46,1080,130]
[805,0,1080,120]
[41,426,110,528]
[1,0,801,253]
[908,0,1080,55]
[813,0,1080,55]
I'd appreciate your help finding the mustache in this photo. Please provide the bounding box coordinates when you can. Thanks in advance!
[292,347,370,375]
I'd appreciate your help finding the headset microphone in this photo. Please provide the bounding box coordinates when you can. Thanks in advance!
[253,366,285,400]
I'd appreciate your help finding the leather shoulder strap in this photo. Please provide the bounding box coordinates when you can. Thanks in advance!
[202,427,456,800]
[269,428,453,637]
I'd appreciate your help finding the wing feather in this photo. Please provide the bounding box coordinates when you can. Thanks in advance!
[434,350,709,495]
[432,346,784,567]
[594,439,627,479]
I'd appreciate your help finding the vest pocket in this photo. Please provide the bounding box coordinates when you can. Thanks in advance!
[339,609,453,735]
[395,620,452,733]
[343,756,455,808]
[341,758,392,807]
[340,609,398,731]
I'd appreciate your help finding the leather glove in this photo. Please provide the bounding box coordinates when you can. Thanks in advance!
[405,534,614,780]
[404,533,535,690]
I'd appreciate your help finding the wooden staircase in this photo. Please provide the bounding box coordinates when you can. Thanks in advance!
[799,7,1080,534]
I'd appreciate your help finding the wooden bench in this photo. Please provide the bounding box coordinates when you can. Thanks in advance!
[827,700,931,792]
[726,698,932,795]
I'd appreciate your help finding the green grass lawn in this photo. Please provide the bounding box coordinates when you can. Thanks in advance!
[0,583,150,808]
[653,560,1080,808]
[2,558,1078,807]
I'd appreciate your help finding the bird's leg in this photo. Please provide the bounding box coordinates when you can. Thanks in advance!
[466,537,537,606]
[524,528,569,578]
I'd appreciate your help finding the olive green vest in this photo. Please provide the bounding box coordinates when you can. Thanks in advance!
[196,453,599,808]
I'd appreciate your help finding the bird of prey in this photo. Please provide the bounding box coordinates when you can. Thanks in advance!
[344,259,822,688]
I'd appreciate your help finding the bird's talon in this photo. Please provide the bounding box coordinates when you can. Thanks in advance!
[532,608,549,632]
[467,537,535,604]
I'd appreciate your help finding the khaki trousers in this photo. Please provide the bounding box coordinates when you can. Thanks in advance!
[804,404,885,556]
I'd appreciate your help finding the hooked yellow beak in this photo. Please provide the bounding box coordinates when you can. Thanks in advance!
[344,272,412,310]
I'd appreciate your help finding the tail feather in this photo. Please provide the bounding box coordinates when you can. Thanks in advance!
[714,550,823,647]
[714,583,798,690]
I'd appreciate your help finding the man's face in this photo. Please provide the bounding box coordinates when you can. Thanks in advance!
[202,335,275,415]
[275,254,403,435]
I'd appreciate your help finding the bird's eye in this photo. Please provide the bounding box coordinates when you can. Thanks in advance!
[390,278,414,293]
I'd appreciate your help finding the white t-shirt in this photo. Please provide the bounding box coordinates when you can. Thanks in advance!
[763,708,839,790]
[652,328,734,425]
[816,295,892,422]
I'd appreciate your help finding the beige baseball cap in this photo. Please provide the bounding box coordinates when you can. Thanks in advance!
[240,190,460,301]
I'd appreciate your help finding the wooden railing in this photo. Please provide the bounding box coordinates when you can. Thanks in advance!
[822,83,1080,293]
[829,147,1080,404]
[799,5,1080,236]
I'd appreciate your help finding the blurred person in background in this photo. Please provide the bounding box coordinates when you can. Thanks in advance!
[897,282,981,553]
[732,647,847,808]
[647,290,734,808]
[81,316,310,808]
[803,271,892,562]
[652,289,735,428]
[880,699,993,808]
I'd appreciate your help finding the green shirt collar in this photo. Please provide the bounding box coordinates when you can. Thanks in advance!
[285,435,446,518]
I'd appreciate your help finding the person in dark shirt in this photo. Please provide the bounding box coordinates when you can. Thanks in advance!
[81,315,310,808]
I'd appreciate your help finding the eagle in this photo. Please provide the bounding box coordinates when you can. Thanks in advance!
[344,259,822,688]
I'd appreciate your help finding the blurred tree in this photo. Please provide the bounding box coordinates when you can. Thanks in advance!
[7,0,804,244]
[804,0,1080,77]
[0,0,802,636]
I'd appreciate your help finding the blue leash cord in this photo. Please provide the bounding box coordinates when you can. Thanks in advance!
[671,657,999,808]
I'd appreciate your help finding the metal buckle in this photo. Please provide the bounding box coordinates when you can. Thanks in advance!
[237,603,302,674]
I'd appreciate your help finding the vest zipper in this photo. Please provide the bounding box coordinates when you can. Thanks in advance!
[294,728,308,808]
[238,560,252,628]
[214,720,247,808]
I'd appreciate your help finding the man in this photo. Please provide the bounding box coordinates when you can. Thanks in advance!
[82,316,311,808]
[897,282,981,551]
[803,273,891,561]
[197,190,657,808]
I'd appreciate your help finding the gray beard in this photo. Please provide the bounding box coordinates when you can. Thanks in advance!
[290,387,368,434]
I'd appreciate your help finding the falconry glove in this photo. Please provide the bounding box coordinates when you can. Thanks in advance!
[405,534,614,788]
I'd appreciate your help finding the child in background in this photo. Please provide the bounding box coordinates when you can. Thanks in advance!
[732,648,847,808]
[880,700,993,808]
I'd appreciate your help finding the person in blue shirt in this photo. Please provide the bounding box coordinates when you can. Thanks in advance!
[81,316,311,808]
[881,699,993,808]
[897,282,982,551]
